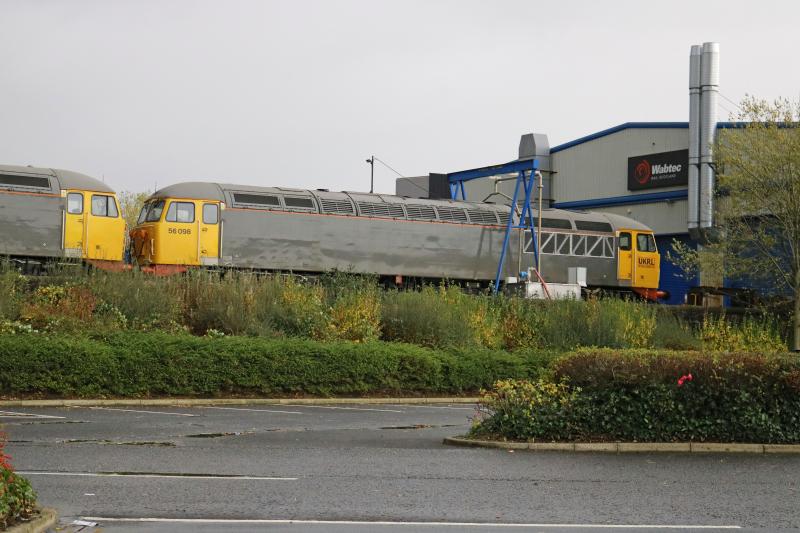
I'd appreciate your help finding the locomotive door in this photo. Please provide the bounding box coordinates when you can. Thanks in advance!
[163,200,199,264]
[86,194,125,261]
[633,232,659,288]
[199,202,220,266]
[63,191,85,258]
[617,231,633,281]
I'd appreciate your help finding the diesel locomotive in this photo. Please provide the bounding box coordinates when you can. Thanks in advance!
[131,182,665,299]
[0,164,126,270]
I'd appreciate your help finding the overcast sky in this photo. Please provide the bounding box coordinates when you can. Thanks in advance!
[2,0,798,194]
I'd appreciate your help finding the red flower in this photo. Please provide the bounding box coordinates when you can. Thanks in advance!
[677,373,694,387]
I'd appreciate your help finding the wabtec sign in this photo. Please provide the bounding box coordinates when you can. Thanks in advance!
[627,149,689,191]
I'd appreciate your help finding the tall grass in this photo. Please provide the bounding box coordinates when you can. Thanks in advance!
[0,264,788,352]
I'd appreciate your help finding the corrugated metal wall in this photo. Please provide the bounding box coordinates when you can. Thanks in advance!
[657,234,696,305]
[551,128,689,202]
[589,201,689,236]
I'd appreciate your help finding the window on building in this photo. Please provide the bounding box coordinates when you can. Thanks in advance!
[203,204,219,224]
[91,195,119,217]
[619,232,632,251]
[166,202,195,223]
[67,193,83,214]
[637,233,657,252]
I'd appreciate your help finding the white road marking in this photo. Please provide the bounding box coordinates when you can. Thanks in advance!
[388,404,476,411]
[87,407,196,417]
[18,471,296,481]
[0,410,65,419]
[80,518,741,529]
[198,406,303,415]
[285,405,403,413]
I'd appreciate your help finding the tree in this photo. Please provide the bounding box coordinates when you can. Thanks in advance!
[117,190,151,231]
[672,96,800,351]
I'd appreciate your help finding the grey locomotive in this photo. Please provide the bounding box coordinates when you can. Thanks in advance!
[131,182,663,297]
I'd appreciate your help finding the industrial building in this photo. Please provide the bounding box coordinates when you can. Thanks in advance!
[397,43,724,305]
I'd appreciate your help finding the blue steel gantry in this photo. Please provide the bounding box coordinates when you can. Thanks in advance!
[445,159,540,293]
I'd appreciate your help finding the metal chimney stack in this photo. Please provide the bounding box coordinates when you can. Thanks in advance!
[699,42,719,230]
[688,45,702,237]
[688,42,719,238]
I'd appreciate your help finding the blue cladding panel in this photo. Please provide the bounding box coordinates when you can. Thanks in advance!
[657,234,697,305]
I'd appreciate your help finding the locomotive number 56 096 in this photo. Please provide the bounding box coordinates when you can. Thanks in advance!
[168,228,192,235]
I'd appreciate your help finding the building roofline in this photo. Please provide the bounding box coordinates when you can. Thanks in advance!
[549,121,747,153]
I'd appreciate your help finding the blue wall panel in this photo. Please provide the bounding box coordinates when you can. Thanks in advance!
[657,234,696,305]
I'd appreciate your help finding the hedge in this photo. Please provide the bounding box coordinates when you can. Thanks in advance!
[0,332,558,398]
[473,349,800,444]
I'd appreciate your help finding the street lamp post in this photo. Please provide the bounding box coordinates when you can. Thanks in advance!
[365,156,375,193]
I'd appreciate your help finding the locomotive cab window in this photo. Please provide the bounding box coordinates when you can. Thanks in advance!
[145,200,166,222]
[67,193,83,214]
[137,203,150,224]
[91,195,119,217]
[637,233,657,253]
[166,202,195,223]
[619,232,632,251]
[203,204,219,224]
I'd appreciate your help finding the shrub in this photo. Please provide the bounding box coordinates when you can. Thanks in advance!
[326,287,381,342]
[271,276,329,339]
[472,349,800,443]
[0,268,27,321]
[87,270,184,330]
[651,312,700,351]
[381,287,463,348]
[182,271,258,335]
[0,331,555,398]
[471,379,580,441]
[496,297,545,351]
[381,285,501,348]
[700,313,786,352]
[0,432,38,529]
[19,284,96,331]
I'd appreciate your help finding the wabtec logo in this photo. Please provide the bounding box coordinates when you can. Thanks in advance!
[628,149,689,191]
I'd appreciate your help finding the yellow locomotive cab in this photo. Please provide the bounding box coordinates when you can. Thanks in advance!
[62,190,126,262]
[0,165,127,270]
[132,197,221,271]
[617,229,664,300]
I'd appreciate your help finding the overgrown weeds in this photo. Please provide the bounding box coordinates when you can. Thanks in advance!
[0,264,788,351]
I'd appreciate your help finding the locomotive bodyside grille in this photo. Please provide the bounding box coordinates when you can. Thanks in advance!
[320,199,355,215]
[405,205,437,220]
[435,206,468,223]
[357,202,405,219]
[466,209,499,225]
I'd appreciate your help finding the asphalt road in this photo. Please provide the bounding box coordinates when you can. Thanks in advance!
[3,403,799,532]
